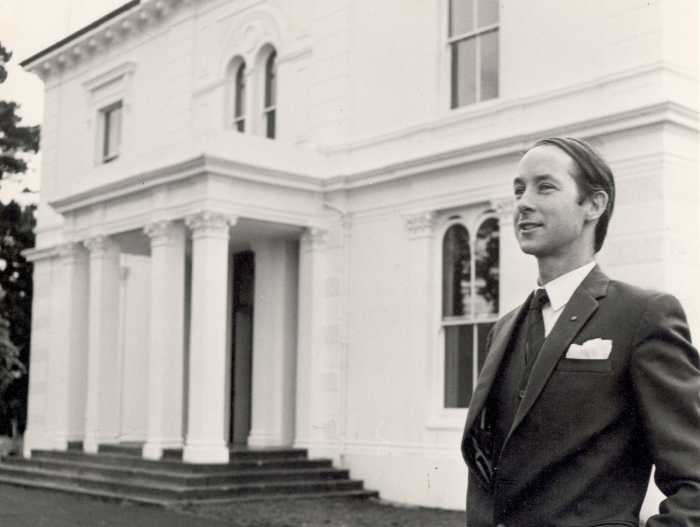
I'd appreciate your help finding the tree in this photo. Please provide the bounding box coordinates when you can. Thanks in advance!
[0,43,39,437]
[0,43,40,179]
[0,202,35,436]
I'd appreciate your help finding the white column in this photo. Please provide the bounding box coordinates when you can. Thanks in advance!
[248,239,299,447]
[143,220,186,460]
[183,212,233,463]
[83,235,121,453]
[294,228,329,449]
[46,243,89,450]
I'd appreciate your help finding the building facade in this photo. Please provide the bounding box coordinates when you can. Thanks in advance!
[20,0,698,512]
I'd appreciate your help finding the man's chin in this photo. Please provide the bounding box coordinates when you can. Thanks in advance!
[517,240,544,256]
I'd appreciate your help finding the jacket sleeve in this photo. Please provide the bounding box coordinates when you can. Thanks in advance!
[629,293,700,525]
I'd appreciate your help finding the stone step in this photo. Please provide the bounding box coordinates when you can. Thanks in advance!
[1,456,349,485]
[0,472,378,506]
[29,449,332,473]
[97,443,308,461]
[0,464,365,501]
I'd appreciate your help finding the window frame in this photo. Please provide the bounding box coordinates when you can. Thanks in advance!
[233,60,247,132]
[100,100,123,164]
[447,0,500,109]
[428,207,500,429]
[262,49,277,139]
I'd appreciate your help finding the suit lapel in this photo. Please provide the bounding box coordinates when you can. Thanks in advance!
[464,300,530,434]
[505,266,610,443]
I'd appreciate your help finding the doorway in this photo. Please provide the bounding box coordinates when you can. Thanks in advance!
[229,251,254,446]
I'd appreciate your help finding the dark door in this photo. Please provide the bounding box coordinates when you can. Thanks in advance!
[229,251,254,446]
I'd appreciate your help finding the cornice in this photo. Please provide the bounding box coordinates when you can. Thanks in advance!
[48,153,324,214]
[20,0,191,81]
[323,100,698,191]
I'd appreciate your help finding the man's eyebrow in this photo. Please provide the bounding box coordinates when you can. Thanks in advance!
[513,174,557,185]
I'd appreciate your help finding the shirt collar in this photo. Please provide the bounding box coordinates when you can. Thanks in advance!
[536,261,596,311]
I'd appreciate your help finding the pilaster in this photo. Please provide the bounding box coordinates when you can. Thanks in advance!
[248,238,299,447]
[294,227,332,450]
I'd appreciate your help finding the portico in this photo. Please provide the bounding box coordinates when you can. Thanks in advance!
[23,153,330,464]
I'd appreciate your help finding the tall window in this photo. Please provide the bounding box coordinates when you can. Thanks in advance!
[100,101,122,163]
[448,0,499,109]
[443,215,499,408]
[234,62,246,132]
[263,50,277,139]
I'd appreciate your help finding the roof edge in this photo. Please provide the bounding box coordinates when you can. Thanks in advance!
[20,0,141,68]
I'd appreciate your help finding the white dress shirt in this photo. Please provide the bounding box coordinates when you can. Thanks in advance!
[535,261,597,337]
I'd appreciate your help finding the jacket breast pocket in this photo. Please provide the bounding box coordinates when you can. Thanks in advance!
[555,358,613,373]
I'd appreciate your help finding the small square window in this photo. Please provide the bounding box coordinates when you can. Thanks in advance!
[100,101,122,163]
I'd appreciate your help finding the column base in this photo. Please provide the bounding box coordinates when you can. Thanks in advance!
[51,436,69,451]
[83,436,99,454]
[183,441,229,464]
[142,438,183,460]
[248,430,292,448]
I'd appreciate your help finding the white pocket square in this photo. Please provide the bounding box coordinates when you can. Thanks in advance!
[565,338,612,360]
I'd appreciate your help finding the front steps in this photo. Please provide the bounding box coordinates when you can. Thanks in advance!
[0,444,378,506]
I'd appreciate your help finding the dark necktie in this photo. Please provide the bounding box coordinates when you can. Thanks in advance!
[525,288,550,369]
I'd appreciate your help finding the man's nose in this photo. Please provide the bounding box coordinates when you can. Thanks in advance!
[516,188,535,213]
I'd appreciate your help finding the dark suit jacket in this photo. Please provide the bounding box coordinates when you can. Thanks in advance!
[461,266,700,527]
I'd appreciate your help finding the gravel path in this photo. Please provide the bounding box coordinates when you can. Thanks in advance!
[177,496,465,527]
[0,484,465,527]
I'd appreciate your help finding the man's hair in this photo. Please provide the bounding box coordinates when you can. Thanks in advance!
[532,136,616,253]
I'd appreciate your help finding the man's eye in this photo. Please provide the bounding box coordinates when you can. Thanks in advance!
[538,183,555,192]
[514,187,524,197]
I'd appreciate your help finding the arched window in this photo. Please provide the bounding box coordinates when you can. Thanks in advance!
[233,61,246,132]
[442,215,499,408]
[263,49,277,139]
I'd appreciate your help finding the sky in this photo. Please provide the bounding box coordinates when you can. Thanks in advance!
[0,0,125,205]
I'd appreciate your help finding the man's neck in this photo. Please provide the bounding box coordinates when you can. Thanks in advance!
[537,254,596,285]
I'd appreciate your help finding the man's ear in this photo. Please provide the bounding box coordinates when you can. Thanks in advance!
[585,190,609,222]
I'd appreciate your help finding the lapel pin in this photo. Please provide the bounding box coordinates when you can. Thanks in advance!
[570,316,578,321]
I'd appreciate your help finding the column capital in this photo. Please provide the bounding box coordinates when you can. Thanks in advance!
[83,235,116,258]
[144,219,175,246]
[56,242,81,263]
[301,227,328,252]
[185,212,236,238]
[405,211,435,239]
[490,197,515,226]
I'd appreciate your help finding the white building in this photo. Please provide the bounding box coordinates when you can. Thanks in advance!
[20,0,698,511]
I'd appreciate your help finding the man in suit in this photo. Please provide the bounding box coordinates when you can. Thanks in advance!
[461,136,700,526]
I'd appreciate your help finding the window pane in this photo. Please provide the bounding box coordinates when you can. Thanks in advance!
[449,0,474,37]
[445,324,474,408]
[266,109,276,139]
[103,103,122,161]
[443,224,471,317]
[477,321,495,372]
[235,64,246,119]
[474,217,499,316]
[451,39,476,108]
[265,51,277,107]
[480,30,499,101]
[477,0,499,26]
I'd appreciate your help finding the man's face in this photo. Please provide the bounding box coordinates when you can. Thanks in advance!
[512,145,592,260]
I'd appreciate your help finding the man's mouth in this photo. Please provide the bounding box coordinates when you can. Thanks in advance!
[518,221,542,233]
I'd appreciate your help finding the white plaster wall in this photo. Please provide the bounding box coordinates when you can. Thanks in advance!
[501,0,663,99]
